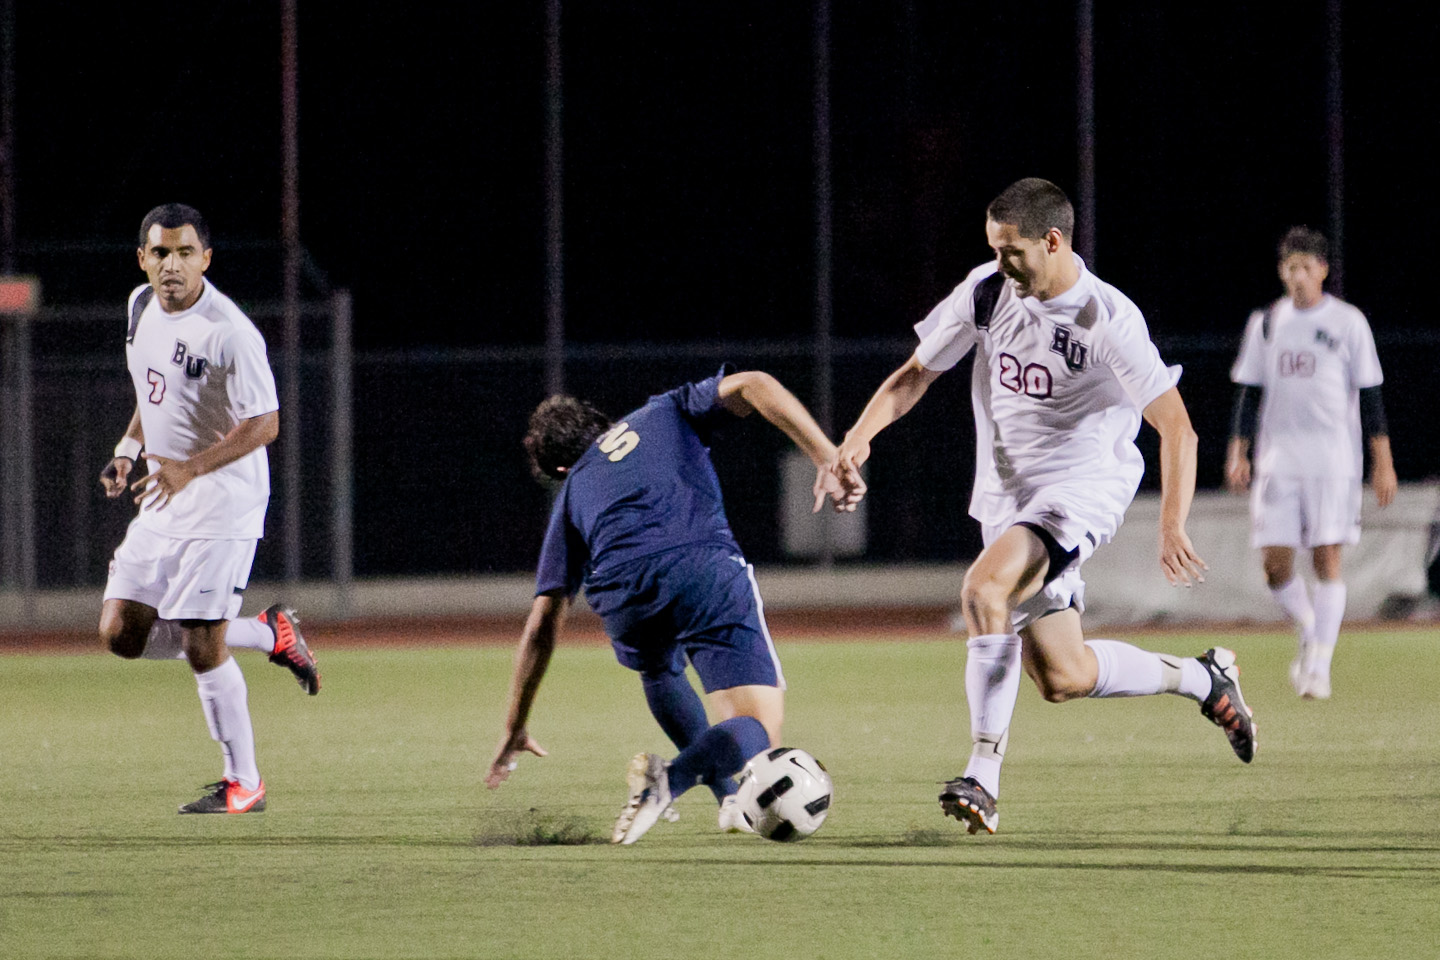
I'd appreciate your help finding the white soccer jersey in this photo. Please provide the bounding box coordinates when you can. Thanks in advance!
[1230,294,1382,479]
[915,257,1179,530]
[124,280,279,539]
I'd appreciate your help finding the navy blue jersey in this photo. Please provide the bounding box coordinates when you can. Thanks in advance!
[535,366,743,625]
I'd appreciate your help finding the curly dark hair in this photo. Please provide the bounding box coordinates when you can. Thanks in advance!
[1278,226,1328,262]
[524,395,613,481]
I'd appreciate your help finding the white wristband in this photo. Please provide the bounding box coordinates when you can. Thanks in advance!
[113,437,143,461]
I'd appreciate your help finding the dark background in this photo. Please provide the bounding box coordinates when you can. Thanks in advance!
[8,2,1437,581]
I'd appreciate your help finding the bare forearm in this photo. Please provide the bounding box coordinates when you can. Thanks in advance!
[845,356,934,447]
[1158,425,1199,532]
[186,411,279,477]
[745,383,836,467]
[504,597,565,732]
[1369,435,1394,475]
[120,407,144,446]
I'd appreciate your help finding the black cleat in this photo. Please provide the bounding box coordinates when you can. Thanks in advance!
[178,779,266,814]
[260,605,320,695]
[1199,647,1257,763]
[939,776,999,835]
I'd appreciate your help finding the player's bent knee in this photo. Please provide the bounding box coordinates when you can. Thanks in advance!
[960,575,1011,631]
[1029,667,1089,703]
[100,623,145,659]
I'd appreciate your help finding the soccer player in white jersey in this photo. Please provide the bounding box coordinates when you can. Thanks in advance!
[1225,227,1396,700]
[831,178,1257,835]
[97,203,320,815]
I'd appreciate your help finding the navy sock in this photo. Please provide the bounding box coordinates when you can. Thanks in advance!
[665,715,770,801]
[641,669,737,801]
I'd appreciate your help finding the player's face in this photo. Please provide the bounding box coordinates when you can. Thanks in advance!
[986,218,1057,299]
[1278,252,1328,309]
[137,224,212,312]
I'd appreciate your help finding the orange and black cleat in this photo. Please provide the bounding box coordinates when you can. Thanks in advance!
[939,775,999,835]
[178,779,267,814]
[260,604,320,695]
[1199,647,1256,763]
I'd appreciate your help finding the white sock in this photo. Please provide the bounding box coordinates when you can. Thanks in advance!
[194,657,261,790]
[961,633,1022,798]
[224,616,275,654]
[1270,577,1316,652]
[1178,658,1212,702]
[1085,639,1189,698]
[140,620,187,660]
[1311,580,1346,675]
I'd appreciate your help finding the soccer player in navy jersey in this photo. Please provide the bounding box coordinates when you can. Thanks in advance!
[484,367,856,844]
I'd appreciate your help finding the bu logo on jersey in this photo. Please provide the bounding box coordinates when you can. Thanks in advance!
[170,340,209,380]
[1049,326,1089,372]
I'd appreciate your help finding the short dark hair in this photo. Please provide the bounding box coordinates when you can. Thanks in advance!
[1277,226,1327,262]
[524,395,612,481]
[138,203,211,251]
[986,178,1074,241]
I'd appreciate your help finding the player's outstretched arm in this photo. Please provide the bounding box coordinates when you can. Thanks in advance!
[100,406,145,498]
[717,370,858,512]
[1142,386,1208,587]
[832,352,941,487]
[486,592,567,789]
[131,410,279,510]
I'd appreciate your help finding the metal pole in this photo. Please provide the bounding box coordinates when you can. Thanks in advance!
[1,0,16,274]
[1076,0,1096,268]
[0,318,15,589]
[330,290,353,618]
[281,0,303,584]
[1325,0,1344,297]
[814,0,834,568]
[543,0,565,396]
[15,309,34,615]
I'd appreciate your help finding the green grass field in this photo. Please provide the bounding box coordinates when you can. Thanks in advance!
[3,629,1438,959]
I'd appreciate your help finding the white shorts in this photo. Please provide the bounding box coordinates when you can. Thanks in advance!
[104,522,256,621]
[980,482,1129,631]
[1250,474,1362,550]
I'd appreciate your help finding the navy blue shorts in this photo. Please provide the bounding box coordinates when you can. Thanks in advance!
[592,546,785,692]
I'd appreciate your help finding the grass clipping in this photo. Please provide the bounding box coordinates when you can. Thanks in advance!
[476,808,605,846]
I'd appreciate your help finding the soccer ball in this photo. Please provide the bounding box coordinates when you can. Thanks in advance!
[735,747,833,842]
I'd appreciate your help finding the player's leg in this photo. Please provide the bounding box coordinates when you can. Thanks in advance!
[98,598,160,658]
[100,525,186,660]
[638,650,734,803]
[1298,477,1360,699]
[176,618,264,813]
[1306,543,1345,699]
[616,571,782,844]
[939,525,1051,834]
[1021,607,1256,763]
[167,540,266,814]
[1252,475,1316,694]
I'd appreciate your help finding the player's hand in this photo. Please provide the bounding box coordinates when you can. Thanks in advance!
[485,729,548,789]
[830,435,870,505]
[1371,460,1398,508]
[813,463,863,513]
[99,457,134,498]
[1223,455,1251,494]
[131,455,198,511]
[1158,525,1207,587]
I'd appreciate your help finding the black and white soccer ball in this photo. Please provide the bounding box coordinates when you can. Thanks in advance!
[735,747,833,842]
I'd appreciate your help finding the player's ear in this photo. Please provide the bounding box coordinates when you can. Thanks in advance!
[200,248,213,273]
[137,247,147,270]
